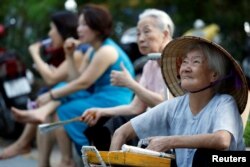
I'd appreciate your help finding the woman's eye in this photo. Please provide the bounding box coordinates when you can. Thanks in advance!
[182,59,188,64]
[193,60,201,64]
[144,29,150,34]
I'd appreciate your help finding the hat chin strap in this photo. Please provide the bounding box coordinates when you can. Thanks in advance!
[187,71,234,93]
[189,82,215,93]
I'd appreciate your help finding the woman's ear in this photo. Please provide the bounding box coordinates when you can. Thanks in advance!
[163,30,169,38]
[211,72,218,82]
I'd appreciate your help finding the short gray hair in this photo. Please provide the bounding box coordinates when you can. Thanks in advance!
[139,9,175,37]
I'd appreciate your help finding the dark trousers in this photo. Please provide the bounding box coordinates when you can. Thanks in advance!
[84,115,138,151]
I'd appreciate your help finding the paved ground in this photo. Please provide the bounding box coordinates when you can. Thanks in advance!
[0,137,83,167]
[0,137,60,167]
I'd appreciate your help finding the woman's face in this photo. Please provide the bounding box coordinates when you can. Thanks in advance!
[77,14,98,44]
[137,17,166,55]
[179,50,216,92]
[48,22,64,48]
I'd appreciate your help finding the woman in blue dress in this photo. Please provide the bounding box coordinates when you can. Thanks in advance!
[11,4,134,166]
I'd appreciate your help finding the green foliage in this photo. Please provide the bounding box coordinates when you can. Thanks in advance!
[244,121,250,147]
[0,0,250,68]
[0,0,65,67]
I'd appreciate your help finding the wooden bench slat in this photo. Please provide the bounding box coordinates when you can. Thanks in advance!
[86,151,171,167]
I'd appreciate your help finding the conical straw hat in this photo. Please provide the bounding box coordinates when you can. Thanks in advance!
[161,36,248,114]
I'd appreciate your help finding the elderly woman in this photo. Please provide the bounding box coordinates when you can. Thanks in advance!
[82,9,174,150]
[110,36,248,167]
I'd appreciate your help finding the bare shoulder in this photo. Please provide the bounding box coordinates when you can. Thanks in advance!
[98,45,117,55]
[95,45,118,62]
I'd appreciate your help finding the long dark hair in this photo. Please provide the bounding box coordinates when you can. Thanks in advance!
[51,10,78,40]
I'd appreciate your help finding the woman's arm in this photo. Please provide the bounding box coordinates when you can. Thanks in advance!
[146,130,231,152]
[64,38,90,81]
[66,50,88,81]
[83,96,147,126]
[110,121,137,151]
[51,45,118,98]
[129,81,164,107]
[100,96,147,116]
[95,96,147,117]
[111,64,164,108]
[29,43,68,85]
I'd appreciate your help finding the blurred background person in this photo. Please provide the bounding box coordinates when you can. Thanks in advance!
[10,4,135,167]
[30,10,89,95]
[0,10,89,161]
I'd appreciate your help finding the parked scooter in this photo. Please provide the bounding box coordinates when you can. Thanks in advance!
[183,19,221,44]
[0,23,34,139]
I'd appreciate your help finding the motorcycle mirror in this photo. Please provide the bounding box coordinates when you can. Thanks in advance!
[244,22,250,36]
[120,27,137,44]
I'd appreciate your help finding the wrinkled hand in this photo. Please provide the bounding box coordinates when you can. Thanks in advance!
[35,92,51,106]
[110,62,135,88]
[64,38,80,57]
[81,108,101,126]
[29,42,41,57]
[146,136,172,152]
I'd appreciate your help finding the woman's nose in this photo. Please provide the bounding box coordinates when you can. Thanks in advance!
[181,63,192,72]
[138,34,145,42]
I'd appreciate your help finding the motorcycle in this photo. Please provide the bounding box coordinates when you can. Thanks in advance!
[183,19,221,44]
[0,23,34,139]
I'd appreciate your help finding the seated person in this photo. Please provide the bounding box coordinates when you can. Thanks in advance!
[110,36,247,167]
[0,10,86,160]
[82,8,175,150]
[9,4,135,167]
